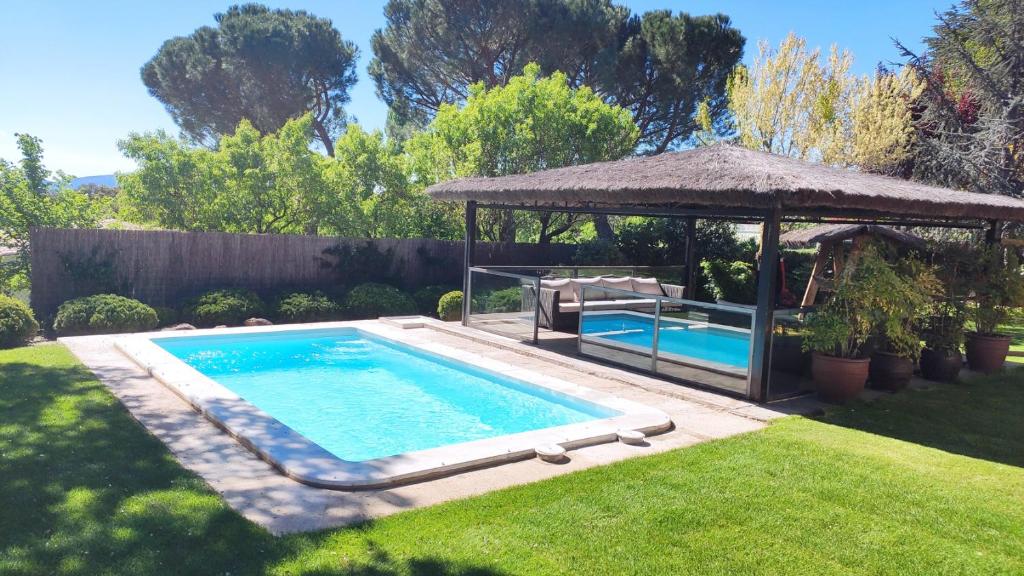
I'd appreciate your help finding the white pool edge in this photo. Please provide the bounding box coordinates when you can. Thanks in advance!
[113,320,673,490]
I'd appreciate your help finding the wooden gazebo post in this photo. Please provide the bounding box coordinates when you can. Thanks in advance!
[748,203,781,402]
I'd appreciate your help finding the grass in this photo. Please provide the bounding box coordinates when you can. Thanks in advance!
[1,344,1023,575]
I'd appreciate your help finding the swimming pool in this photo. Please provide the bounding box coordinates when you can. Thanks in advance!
[581,312,751,373]
[116,322,670,489]
[153,328,617,462]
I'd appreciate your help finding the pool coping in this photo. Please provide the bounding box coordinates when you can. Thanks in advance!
[115,321,672,490]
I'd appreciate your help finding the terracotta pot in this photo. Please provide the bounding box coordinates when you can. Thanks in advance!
[920,348,962,382]
[869,351,914,391]
[965,332,1011,374]
[811,353,869,403]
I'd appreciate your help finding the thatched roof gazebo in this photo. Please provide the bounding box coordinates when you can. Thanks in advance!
[425,144,1024,402]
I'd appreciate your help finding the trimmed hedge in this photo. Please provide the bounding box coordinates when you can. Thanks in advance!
[344,283,416,320]
[0,295,39,348]
[275,291,342,323]
[185,289,265,327]
[437,290,463,322]
[53,294,158,336]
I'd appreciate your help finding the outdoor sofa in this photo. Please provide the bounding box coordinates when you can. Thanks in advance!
[524,276,685,332]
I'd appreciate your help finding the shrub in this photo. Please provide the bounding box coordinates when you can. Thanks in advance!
[152,306,180,327]
[344,283,416,319]
[185,289,264,327]
[53,294,158,336]
[437,290,463,321]
[275,291,342,323]
[701,259,757,304]
[0,295,39,348]
[412,285,458,317]
[483,286,522,312]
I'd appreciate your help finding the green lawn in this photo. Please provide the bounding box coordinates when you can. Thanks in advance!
[1,344,1022,575]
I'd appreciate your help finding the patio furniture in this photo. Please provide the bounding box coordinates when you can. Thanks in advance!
[524,276,685,331]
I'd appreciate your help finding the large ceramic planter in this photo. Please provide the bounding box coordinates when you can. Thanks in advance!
[965,332,1011,374]
[919,348,962,382]
[811,353,869,403]
[868,351,914,391]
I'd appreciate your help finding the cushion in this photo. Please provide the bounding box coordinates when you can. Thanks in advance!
[599,276,632,290]
[631,277,665,296]
[569,277,602,302]
[540,278,573,302]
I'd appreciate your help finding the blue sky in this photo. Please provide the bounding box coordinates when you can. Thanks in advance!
[0,0,951,176]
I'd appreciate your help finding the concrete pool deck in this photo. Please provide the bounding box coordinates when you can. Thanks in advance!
[61,318,800,535]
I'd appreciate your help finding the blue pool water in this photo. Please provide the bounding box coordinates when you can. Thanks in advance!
[582,313,750,370]
[153,328,616,461]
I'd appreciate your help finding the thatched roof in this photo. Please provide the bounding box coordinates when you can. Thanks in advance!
[779,223,927,249]
[426,144,1024,222]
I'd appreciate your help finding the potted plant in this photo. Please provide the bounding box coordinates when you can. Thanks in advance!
[963,245,1024,373]
[801,246,882,402]
[920,303,965,382]
[867,255,939,391]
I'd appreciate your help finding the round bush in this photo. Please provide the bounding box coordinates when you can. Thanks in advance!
[185,289,264,327]
[437,290,463,322]
[152,306,180,327]
[0,295,39,348]
[53,294,158,336]
[344,283,416,319]
[275,291,342,323]
[412,285,458,317]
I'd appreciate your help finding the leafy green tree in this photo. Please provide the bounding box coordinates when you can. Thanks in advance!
[118,116,461,240]
[117,131,223,230]
[406,63,638,243]
[370,0,743,153]
[142,4,358,155]
[0,136,101,294]
[898,0,1024,196]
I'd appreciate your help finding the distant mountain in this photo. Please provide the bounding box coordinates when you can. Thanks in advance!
[69,174,118,190]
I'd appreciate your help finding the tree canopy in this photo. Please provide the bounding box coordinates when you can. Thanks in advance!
[1,136,101,294]
[117,115,460,240]
[727,33,924,175]
[406,63,638,243]
[142,4,358,155]
[369,0,743,153]
[899,0,1024,196]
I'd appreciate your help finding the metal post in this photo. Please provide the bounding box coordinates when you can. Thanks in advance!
[684,216,697,299]
[462,201,477,326]
[531,278,540,344]
[650,298,662,372]
[986,220,1003,244]
[747,206,781,402]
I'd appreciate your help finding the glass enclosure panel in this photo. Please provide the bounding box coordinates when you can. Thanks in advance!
[578,284,754,396]
[579,285,659,371]
[766,307,813,399]
[466,268,539,343]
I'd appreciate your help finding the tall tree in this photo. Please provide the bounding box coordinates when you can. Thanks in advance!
[142,4,358,156]
[1,136,100,294]
[405,63,638,243]
[727,33,923,174]
[369,0,743,153]
[898,0,1024,196]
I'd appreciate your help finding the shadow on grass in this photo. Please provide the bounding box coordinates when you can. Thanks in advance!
[816,369,1024,468]
[0,353,507,576]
